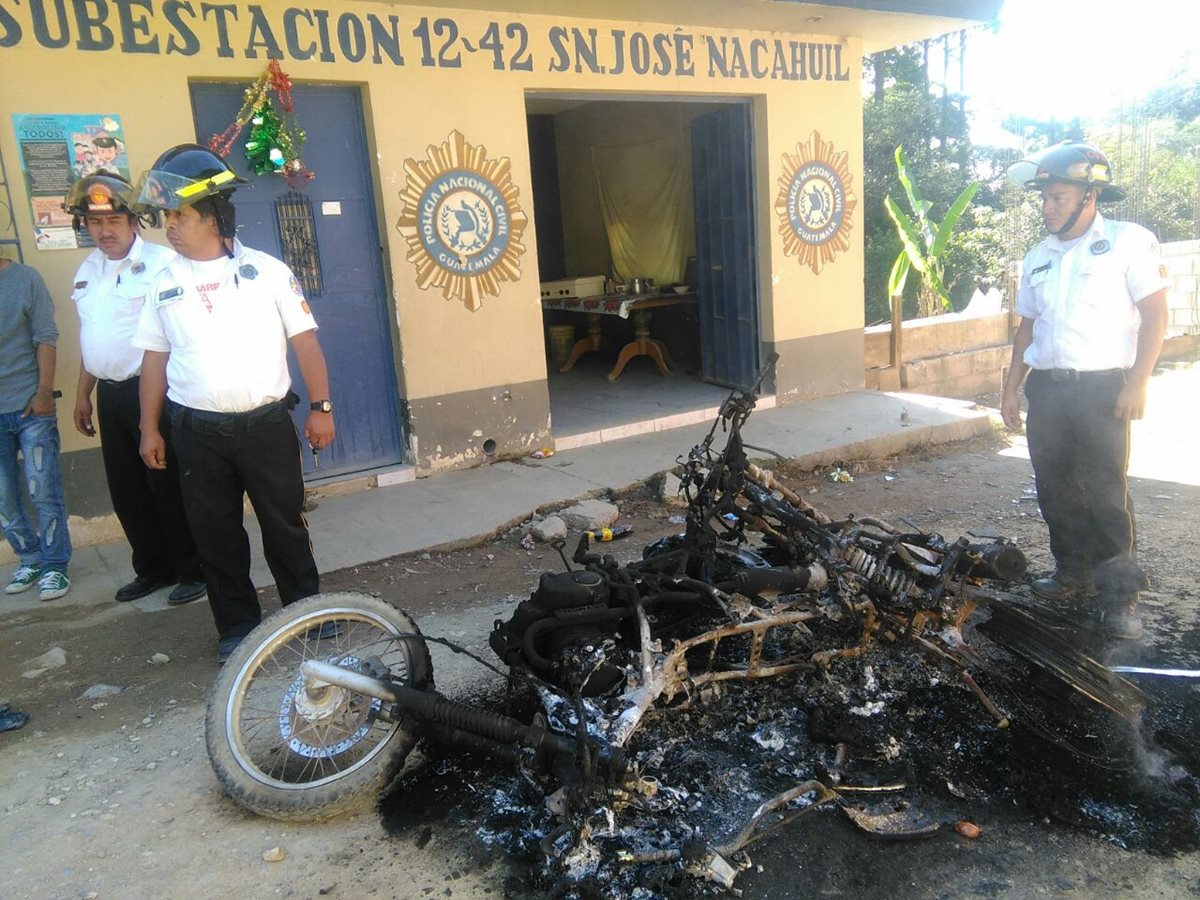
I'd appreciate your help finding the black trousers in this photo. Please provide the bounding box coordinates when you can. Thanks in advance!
[170,401,319,640]
[96,377,201,582]
[1023,368,1142,592]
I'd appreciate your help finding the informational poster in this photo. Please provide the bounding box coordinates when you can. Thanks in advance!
[10,114,129,251]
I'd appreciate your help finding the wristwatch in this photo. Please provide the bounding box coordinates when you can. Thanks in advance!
[310,399,333,413]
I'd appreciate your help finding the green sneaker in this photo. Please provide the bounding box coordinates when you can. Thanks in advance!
[5,565,40,594]
[38,570,70,602]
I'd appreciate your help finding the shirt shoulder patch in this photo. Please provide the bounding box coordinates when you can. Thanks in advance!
[156,286,184,306]
[289,275,303,296]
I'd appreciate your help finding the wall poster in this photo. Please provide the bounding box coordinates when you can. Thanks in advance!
[10,114,130,251]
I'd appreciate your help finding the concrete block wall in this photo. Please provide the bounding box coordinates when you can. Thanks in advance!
[864,311,1012,398]
[863,312,1009,369]
[1161,240,1200,337]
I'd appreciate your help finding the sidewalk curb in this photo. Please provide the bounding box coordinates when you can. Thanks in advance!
[1,392,994,619]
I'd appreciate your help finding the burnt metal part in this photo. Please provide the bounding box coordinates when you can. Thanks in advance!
[300,660,628,780]
[979,601,1149,717]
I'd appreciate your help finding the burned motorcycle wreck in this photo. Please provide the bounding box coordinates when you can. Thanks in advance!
[205,357,1147,893]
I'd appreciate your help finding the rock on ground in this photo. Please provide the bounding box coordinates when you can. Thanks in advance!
[26,647,67,670]
[558,499,619,532]
[80,684,124,700]
[659,471,687,507]
[530,515,567,542]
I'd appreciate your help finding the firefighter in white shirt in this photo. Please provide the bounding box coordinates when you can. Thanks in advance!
[131,144,335,663]
[1001,141,1168,640]
[65,174,206,607]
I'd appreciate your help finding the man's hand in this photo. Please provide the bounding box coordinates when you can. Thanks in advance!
[74,394,96,437]
[23,386,55,418]
[1001,318,1033,432]
[140,428,167,470]
[1114,378,1150,420]
[1001,396,1023,430]
[304,412,335,452]
[1000,392,1023,430]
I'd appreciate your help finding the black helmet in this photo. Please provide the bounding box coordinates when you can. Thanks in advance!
[133,143,247,213]
[64,173,137,217]
[64,173,160,231]
[1007,140,1125,203]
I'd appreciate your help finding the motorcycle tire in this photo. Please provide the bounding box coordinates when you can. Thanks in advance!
[206,592,433,821]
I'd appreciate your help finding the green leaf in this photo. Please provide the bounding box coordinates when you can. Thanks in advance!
[894,145,924,216]
[894,145,936,246]
[887,252,911,300]
[929,182,980,258]
[884,195,929,274]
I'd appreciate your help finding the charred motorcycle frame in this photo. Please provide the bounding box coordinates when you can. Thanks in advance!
[206,354,1144,888]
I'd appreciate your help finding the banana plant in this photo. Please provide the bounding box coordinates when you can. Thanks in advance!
[885,145,980,318]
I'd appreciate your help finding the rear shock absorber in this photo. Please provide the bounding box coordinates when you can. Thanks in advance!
[842,545,923,600]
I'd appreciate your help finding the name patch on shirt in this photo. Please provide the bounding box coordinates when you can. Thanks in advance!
[74,280,88,290]
[155,286,184,307]
[1090,239,1111,255]
[1029,261,1051,276]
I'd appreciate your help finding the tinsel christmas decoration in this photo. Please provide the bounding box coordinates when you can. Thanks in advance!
[208,60,314,187]
[243,98,287,175]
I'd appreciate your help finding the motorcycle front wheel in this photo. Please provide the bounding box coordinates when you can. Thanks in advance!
[206,592,433,821]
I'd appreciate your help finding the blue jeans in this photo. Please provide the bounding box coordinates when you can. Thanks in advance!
[0,411,71,571]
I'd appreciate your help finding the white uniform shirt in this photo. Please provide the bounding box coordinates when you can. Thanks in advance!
[72,235,174,382]
[132,239,317,413]
[1016,212,1167,371]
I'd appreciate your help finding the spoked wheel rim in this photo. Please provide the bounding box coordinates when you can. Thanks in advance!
[224,606,421,791]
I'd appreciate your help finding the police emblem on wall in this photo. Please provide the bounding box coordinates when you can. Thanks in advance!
[396,130,528,312]
[774,131,857,275]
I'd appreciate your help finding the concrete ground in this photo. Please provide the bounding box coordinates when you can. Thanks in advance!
[1,388,990,617]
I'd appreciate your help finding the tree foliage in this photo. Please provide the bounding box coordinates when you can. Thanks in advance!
[862,39,1200,327]
[1090,96,1200,244]
[863,44,996,324]
[885,145,980,317]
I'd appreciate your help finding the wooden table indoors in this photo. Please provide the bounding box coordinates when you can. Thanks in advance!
[541,291,697,381]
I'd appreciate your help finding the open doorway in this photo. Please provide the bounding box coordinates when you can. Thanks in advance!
[526,95,765,449]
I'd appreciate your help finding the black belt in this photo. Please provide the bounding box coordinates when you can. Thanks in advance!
[1040,368,1125,383]
[99,375,139,385]
[171,394,297,435]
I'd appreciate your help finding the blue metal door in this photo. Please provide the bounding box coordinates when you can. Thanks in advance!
[190,83,404,479]
[691,104,760,389]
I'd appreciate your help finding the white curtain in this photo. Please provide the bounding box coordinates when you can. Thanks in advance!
[591,131,693,287]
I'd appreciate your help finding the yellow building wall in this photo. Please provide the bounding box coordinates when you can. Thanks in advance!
[0,0,867,462]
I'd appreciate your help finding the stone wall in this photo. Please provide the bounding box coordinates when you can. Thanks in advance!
[864,311,1012,398]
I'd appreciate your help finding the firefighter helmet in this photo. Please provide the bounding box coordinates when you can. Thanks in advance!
[64,173,138,216]
[133,143,246,212]
[1007,140,1125,203]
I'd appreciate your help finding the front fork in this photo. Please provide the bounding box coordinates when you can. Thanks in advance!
[299,660,628,776]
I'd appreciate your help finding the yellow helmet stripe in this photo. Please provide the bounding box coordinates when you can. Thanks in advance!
[175,169,236,198]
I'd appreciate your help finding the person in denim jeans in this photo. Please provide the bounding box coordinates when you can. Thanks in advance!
[0,257,71,601]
